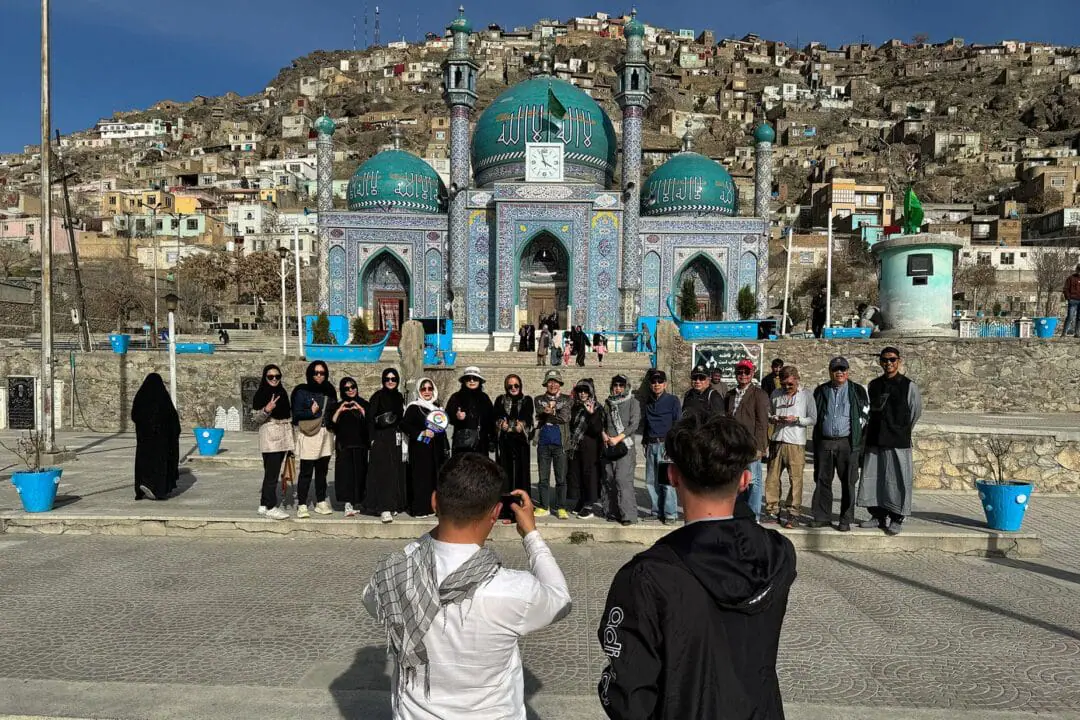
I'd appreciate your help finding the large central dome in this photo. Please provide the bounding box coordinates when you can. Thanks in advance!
[471,77,617,187]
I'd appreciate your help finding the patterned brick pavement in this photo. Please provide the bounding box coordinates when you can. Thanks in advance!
[1,532,1078,719]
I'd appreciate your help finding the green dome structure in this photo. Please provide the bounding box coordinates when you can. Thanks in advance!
[471,77,618,187]
[624,9,645,38]
[753,122,776,144]
[346,150,447,214]
[448,6,472,35]
[314,114,336,136]
[642,152,738,217]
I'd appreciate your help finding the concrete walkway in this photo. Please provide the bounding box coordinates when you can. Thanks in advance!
[0,426,1050,556]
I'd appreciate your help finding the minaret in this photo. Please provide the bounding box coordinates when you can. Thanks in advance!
[614,9,650,327]
[753,121,775,222]
[442,6,478,323]
[314,112,336,311]
[681,118,694,152]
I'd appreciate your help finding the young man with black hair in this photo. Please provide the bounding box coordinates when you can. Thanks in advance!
[597,413,797,720]
[364,453,571,719]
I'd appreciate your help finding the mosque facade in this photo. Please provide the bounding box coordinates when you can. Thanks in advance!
[315,8,774,350]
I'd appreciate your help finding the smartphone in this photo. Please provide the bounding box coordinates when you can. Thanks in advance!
[657,460,674,486]
[498,494,522,520]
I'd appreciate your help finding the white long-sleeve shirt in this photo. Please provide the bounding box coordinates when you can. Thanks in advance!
[362,530,572,720]
[769,387,817,446]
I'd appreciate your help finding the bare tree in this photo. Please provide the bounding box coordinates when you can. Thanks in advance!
[1031,247,1079,316]
[0,241,30,276]
[954,262,998,312]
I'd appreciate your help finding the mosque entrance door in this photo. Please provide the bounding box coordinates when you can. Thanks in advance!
[519,233,568,330]
[362,251,410,346]
[677,255,726,321]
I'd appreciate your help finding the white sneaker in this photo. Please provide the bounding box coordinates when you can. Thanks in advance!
[265,507,290,520]
[257,505,269,516]
[296,505,310,519]
[313,500,333,515]
[344,502,358,518]
[380,511,393,523]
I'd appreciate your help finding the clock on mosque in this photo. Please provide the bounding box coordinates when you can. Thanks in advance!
[525,142,564,183]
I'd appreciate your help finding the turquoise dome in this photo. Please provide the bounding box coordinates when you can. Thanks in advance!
[624,11,645,38]
[471,77,617,187]
[314,114,335,136]
[642,152,738,217]
[753,122,776,144]
[347,150,447,214]
[448,7,472,35]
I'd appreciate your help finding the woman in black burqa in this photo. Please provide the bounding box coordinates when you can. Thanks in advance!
[493,373,534,494]
[445,366,495,456]
[366,367,406,522]
[399,377,449,517]
[251,364,293,518]
[290,360,337,518]
[328,376,369,517]
[131,372,181,501]
[567,378,604,518]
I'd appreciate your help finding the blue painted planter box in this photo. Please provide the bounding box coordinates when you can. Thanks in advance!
[175,342,215,354]
[677,321,759,341]
[306,343,387,363]
[823,327,871,339]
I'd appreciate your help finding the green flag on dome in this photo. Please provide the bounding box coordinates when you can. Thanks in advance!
[547,85,567,121]
[902,185,924,235]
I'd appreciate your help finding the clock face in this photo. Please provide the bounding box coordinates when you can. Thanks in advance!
[525,143,564,182]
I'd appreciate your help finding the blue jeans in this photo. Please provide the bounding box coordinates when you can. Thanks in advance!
[644,442,678,519]
[738,460,764,519]
[1065,299,1080,337]
[536,443,567,513]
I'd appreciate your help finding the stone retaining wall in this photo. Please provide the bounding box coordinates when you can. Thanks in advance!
[914,429,1080,494]
[667,335,1080,413]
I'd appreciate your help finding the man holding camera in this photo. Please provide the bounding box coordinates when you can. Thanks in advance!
[597,414,797,719]
[364,453,571,719]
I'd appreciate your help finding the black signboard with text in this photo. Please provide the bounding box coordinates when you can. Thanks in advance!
[691,343,765,386]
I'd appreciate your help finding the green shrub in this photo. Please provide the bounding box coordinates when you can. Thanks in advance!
[350,314,373,345]
[678,277,698,319]
[736,286,757,320]
[312,311,336,345]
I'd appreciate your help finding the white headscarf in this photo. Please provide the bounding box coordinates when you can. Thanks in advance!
[407,377,440,413]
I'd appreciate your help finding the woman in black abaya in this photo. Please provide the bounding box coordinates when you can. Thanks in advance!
[445,366,495,456]
[400,377,449,517]
[494,373,534,494]
[131,372,181,500]
[366,367,406,523]
[328,377,369,517]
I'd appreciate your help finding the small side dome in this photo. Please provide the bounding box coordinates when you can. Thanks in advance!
[314,114,336,136]
[448,6,472,35]
[753,123,776,144]
[642,152,738,217]
[347,150,447,214]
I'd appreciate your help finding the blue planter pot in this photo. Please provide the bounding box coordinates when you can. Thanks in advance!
[108,334,131,354]
[1033,317,1058,338]
[442,350,458,367]
[11,468,63,512]
[976,480,1032,532]
[193,427,225,456]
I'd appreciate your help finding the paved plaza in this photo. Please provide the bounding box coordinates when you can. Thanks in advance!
[1,428,1079,719]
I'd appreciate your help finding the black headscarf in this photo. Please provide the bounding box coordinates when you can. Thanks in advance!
[131,372,180,432]
[300,360,338,403]
[369,367,405,426]
[252,364,291,420]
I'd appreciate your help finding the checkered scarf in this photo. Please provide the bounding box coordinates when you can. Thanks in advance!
[369,534,501,695]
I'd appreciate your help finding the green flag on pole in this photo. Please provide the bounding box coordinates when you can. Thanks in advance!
[902,185,924,235]
[547,85,567,120]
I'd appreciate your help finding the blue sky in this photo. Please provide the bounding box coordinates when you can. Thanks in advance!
[2,0,1077,153]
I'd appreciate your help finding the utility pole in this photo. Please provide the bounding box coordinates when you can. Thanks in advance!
[39,0,56,450]
[55,129,91,352]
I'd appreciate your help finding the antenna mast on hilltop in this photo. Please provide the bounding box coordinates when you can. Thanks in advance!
[374,5,381,47]
[353,15,357,51]
[364,1,369,48]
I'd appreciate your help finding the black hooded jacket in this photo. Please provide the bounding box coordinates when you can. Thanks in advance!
[291,362,337,426]
[597,507,797,720]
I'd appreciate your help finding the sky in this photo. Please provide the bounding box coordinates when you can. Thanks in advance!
[1,0,1078,153]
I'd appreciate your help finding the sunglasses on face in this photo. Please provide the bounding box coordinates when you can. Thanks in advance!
[692,375,708,381]
[735,370,751,376]
[880,357,899,364]
[266,374,281,380]
[344,385,357,391]
[650,381,665,385]
[507,383,520,389]
[612,382,625,387]
[782,382,797,388]
[385,377,398,382]
[421,386,434,393]
[313,370,327,377]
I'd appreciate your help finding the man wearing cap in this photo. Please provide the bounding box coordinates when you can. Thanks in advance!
[682,365,726,419]
[762,358,784,396]
[765,366,817,528]
[642,369,682,524]
[810,356,870,532]
[725,359,770,519]
[534,369,572,519]
[858,347,922,535]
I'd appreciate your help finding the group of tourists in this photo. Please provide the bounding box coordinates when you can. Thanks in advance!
[533,324,608,367]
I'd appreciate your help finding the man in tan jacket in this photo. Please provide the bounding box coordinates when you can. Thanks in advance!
[724,359,770,519]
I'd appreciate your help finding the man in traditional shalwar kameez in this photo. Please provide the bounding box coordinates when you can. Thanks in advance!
[857,346,922,536]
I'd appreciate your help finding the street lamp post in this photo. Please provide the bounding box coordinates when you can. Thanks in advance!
[164,292,178,408]
[277,245,289,357]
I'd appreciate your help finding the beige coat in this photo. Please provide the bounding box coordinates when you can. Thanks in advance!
[295,425,334,460]
[252,412,295,454]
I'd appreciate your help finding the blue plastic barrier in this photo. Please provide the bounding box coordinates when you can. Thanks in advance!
[823,327,871,339]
